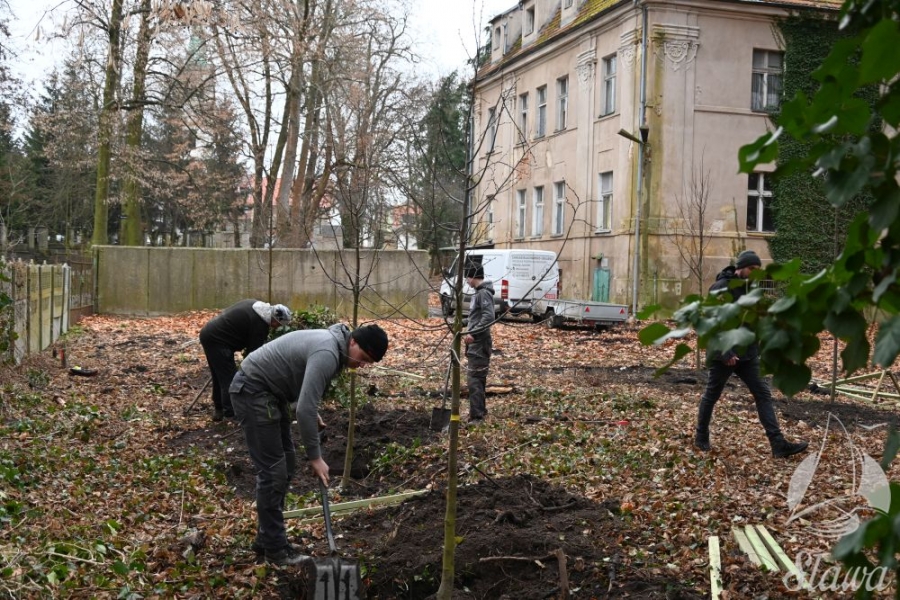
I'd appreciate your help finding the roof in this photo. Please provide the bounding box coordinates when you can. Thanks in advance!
[477,0,843,80]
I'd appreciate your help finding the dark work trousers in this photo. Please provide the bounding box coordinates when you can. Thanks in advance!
[200,341,237,415]
[231,372,297,551]
[697,352,784,444]
[466,337,492,419]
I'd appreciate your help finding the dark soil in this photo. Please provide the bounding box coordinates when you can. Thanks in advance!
[164,365,894,599]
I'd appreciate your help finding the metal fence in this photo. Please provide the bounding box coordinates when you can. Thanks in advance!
[1,260,74,364]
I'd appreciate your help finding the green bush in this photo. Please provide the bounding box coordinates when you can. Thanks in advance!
[270,304,339,340]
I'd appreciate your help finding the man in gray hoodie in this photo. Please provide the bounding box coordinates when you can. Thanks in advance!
[230,322,389,565]
[464,265,495,422]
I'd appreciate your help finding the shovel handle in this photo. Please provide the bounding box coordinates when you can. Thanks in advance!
[319,480,338,555]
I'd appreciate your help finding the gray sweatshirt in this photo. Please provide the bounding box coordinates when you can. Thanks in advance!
[240,323,349,460]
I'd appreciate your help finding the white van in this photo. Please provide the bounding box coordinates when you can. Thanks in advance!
[439,249,560,319]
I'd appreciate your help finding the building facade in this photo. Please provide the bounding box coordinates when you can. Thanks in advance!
[471,0,838,311]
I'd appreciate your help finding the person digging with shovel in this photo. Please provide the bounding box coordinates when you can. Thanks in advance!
[230,323,389,566]
[199,299,292,421]
[695,250,808,458]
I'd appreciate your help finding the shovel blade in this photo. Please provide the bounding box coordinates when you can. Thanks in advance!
[429,407,451,431]
[299,557,362,600]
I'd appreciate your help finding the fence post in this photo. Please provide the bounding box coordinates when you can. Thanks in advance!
[38,263,43,352]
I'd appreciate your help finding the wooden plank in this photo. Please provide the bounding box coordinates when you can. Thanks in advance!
[283,489,427,520]
[754,525,807,587]
[743,525,779,572]
[708,536,722,600]
[830,371,889,386]
[872,371,887,402]
[732,527,762,567]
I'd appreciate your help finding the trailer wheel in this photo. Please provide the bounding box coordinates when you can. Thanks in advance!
[440,295,453,317]
[547,310,564,329]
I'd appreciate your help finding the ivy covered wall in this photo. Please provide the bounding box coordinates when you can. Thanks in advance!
[770,15,878,274]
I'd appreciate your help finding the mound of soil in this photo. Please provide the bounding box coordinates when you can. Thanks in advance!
[282,474,702,600]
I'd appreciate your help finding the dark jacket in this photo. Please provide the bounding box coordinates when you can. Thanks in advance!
[467,281,496,342]
[708,266,756,363]
[199,299,271,354]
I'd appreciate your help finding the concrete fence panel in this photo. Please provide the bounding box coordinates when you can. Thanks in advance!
[2,260,70,363]
[95,246,430,318]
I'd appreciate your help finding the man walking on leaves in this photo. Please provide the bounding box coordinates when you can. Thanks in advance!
[695,250,808,458]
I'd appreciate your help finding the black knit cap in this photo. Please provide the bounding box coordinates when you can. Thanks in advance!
[352,324,389,362]
[465,265,485,279]
[735,250,762,270]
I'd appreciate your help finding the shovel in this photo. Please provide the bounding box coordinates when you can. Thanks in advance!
[299,480,363,600]
[429,363,452,431]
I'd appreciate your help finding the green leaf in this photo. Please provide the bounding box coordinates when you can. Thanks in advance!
[768,296,796,314]
[654,343,693,376]
[824,309,867,339]
[874,316,900,368]
[708,328,755,357]
[842,334,871,374]
[637,304,662,320]
[860,19,900,84]
[881,426,900,471]
[638,322,670,346]
[772,363,811,397]
[868,185,900,233]
[738,129,781,173]
[832,520,870,559]
[112,560,129,576]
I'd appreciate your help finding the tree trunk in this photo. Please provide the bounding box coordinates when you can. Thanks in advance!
[91,0,124,246]
[120,0,152,246]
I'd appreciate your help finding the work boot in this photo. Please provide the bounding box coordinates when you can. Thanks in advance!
[212,409,224,422]
[694,429,711,451]
[772,439,809,458]
[263,545,309,566]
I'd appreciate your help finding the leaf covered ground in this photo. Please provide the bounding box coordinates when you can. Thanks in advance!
[1,310,899,598]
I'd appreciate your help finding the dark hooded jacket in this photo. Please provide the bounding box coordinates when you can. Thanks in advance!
[708,266,757,363]
[467,280,496,343]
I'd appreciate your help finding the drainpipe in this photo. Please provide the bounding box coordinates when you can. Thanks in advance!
[632,0,649,317]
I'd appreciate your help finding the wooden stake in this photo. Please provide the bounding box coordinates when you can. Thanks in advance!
[708,536,722,600]
[183,377,212,414]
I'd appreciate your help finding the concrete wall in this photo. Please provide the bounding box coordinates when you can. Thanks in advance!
[94,246,431,318]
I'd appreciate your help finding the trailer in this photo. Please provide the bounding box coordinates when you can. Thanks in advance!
[543,298,629,330]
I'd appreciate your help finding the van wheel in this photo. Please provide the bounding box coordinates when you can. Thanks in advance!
[440,295,453,317]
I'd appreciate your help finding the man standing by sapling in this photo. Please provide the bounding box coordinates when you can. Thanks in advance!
[199,299,292,421]
[464,264,495,422]
[695,250,808,458]
[230,322,389,565]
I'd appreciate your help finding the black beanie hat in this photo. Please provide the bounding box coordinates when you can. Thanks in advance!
[352,324,389,362]
[465,265,485,279]
[735,250,762,270]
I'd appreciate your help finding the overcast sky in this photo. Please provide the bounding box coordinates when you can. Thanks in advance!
[6,0,515,87]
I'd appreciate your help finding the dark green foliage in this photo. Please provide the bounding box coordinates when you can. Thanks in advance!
[270,304,339,341]
[412,73,468,275]
[770,15,878,274]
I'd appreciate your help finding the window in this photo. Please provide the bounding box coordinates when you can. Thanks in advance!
[553,181,565,236]
[502,23,508,52]
[564,0,573,6]
[602,54,617,116]
[516,190,527,238]
[525,6,535,35]
[494,27,501,49]
[532,186,544,236]
[518,92,529,143]
[536,86,547,137]
[751,49,783,112]
[487,198,495,239]
[486,107,497,153]
[597,171,613,231]
[556,76,568,131]
[747,172,775,232]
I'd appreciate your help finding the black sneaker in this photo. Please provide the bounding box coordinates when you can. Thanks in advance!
[212,409,224,422]
[264,545,309,566]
